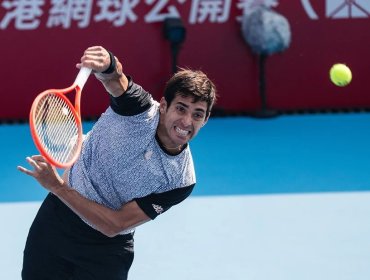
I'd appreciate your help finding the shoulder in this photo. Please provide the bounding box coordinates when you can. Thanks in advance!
[110,76,155,116]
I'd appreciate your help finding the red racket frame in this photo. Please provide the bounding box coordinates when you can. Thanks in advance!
[29,84,83,168]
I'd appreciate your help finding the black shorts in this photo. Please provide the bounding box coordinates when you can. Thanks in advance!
[22,193,134,280]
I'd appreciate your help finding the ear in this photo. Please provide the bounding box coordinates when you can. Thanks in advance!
[202,114,210,127]
[159,97,167,114]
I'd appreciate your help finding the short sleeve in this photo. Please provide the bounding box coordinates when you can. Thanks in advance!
[134,185,195,220]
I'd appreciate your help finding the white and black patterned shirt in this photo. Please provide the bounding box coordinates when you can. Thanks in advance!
[67,77,195,233]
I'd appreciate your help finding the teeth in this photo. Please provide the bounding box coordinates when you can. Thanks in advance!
[175,127,189,136]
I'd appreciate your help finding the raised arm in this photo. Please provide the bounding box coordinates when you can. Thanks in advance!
[77,46,129,98]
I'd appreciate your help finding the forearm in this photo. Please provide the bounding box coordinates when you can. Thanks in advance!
[94,57,128,97]
[54,185,122,237]
[18,156,123,236]
[54,177,150,237]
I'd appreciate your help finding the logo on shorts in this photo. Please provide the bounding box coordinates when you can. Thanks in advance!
[152,204,164,214]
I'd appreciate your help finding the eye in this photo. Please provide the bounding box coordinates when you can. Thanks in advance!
[176,105,186,114]
[193,112,204,120]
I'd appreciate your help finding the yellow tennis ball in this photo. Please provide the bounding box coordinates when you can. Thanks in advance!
[329,63,352,87]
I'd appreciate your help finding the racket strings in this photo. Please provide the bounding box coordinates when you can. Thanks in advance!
[39,96,75,144]
[34,94,80,164]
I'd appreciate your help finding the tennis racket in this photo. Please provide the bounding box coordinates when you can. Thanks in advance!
[29,67,92,169]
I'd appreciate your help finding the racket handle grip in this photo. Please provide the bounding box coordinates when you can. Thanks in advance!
[74,67,92,90]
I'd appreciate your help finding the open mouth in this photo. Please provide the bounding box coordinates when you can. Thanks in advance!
[175,126,190,137]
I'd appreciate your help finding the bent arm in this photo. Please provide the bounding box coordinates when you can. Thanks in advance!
[77,46,128,97]
[56,186,150,237]
[17,155,150,237]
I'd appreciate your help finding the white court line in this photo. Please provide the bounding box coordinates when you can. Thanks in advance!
[131,192,370,280]
[1,192,370,280]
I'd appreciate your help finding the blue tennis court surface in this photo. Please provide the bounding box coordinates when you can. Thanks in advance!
[1,114,370,279]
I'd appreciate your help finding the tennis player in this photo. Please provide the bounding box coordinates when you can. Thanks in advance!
[17,46,217,280]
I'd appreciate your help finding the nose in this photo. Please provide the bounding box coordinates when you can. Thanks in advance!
[181,112,192,127]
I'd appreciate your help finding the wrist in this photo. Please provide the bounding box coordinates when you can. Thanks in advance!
[94,51,121,81]
[52,180,69,197]
[101,51,116,74]
[94,59,128,97]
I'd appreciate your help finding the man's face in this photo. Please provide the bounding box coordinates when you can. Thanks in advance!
[158,94,208,147]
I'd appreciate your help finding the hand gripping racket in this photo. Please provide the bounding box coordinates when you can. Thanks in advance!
[29,67,92,168]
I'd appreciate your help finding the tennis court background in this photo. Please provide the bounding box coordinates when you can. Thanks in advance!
[1,114,370,279]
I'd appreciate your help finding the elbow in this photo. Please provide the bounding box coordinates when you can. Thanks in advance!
[100,221,128,238]
[101,227,121,238]
[103,230,119,238]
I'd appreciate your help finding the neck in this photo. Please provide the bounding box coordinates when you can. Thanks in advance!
[155,133,185,154]
[161,143,183,151]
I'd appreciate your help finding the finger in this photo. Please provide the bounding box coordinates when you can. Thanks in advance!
[84,50,105,59]
[31,155,47,163]
[85,46,106,55]
[83,48,106,61]
[26,156,41,171]
[83,49,108,63]
[31,156,55,172]
[17,165,35,176]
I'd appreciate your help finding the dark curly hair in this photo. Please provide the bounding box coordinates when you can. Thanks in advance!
[163,68,217,117]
